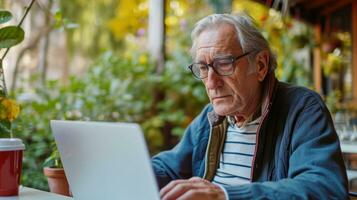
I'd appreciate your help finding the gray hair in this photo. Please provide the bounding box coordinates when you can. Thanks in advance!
[190,13,277,72]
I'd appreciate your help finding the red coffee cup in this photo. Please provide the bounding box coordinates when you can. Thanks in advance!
[0,138,25,196]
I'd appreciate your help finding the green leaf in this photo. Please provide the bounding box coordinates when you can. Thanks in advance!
[0,120,11,137]
[0,11,12,24]
[54,10,62,21]
[0,26,25,48]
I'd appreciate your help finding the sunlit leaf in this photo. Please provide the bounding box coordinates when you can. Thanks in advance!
[0,26,25,48]
[53,10,63,29]
[0,10,12,24]
[54,10,62,21]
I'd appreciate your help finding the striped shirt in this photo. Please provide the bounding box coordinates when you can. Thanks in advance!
[212,116,261,186]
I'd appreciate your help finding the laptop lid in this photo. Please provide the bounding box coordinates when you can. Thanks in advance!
[50,120,160,200]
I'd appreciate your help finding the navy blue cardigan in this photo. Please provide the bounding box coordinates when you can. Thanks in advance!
[152,81,348,199]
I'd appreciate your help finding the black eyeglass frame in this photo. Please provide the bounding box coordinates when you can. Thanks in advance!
[188,51,254,79]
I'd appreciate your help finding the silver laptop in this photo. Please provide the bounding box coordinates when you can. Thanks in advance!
[50,120,160,200]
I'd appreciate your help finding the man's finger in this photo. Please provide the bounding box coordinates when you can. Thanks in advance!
[176,188,210,200]
[188,177,209,183]
[161,182,195,200]
[160,179,186,197]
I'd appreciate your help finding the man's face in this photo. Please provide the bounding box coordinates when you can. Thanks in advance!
[194,24,263,117]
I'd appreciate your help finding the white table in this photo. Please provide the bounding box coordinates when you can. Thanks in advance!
[340,141,357,181]
[0,187,72,200]
[341,141,357,154]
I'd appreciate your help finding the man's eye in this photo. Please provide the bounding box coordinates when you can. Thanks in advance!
[195,64,207,71]
[198,64,206,69]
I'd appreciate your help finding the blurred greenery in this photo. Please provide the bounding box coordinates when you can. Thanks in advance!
[13,49,207,190]
[59,0,120,57]
[325,89,342,114]
[6,0,323,191]
[233,0,314,88]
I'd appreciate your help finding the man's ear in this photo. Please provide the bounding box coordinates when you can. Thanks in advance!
[254,50,269,82]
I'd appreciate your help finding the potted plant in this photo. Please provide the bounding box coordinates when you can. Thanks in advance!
[43,142,71,196]
[0,1,34,196]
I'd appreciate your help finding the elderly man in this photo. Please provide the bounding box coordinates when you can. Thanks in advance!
[152,13,348,199]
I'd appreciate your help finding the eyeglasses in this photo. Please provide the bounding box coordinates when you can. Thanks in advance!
[188,51,252,79]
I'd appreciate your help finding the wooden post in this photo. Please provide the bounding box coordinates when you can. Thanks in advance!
[313,23,322,94]
[149,0,173,149]
[352,1,357,102]
[148,0,165,74]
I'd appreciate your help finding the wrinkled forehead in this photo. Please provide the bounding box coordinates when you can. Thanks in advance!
[194,24,243,60]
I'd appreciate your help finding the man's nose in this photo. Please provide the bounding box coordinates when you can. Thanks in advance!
[204,68,223,89]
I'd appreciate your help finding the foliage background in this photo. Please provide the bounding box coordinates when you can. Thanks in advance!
[3,0,322,190]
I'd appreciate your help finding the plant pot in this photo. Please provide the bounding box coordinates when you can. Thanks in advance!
[43,167,71,196]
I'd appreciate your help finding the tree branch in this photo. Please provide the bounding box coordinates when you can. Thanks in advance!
[1,0,36,60]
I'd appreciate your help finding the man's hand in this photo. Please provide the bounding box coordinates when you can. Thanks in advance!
[160,177,226,200]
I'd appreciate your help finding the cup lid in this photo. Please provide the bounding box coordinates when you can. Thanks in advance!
[0,138,25,151]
